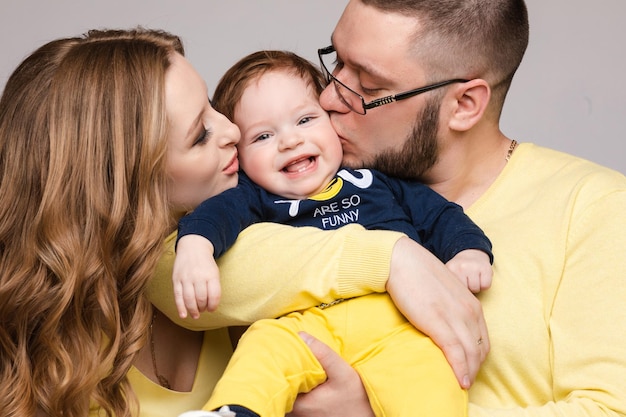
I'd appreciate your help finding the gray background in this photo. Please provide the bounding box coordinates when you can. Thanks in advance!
[1,0,624,174]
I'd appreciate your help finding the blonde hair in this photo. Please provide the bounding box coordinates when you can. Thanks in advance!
[0,28,183,417]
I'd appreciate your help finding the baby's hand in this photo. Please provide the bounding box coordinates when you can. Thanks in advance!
[172,235,222,319]
[446,249,493,293]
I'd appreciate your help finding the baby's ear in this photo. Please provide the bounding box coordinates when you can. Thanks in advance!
[447,79,490,132]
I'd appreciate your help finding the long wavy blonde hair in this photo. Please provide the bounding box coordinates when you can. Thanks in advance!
[0,28,183,417]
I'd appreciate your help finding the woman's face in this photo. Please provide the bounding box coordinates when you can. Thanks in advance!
[165,53,240,217]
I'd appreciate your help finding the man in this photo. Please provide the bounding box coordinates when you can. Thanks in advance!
[289,1,626,416]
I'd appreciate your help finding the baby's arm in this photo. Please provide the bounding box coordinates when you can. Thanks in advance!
[385,175,493,293]
[174,175,265,318]
[384,174,493,265]
[446,249,492,293]
[173,235,221,319]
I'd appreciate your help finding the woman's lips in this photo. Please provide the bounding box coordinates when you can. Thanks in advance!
[223,152,239,175]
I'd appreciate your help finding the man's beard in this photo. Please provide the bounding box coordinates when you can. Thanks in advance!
[367,95,440,180]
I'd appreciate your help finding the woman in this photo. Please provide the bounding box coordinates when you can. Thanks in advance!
[0,29,484,417]
[0,29,183,417]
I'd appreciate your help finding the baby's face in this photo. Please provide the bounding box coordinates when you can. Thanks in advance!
[234,70,343,200]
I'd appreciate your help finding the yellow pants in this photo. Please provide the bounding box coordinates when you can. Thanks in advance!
[205,293,467,417]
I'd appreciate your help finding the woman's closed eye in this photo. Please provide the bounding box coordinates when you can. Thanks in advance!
[194,128,212,146]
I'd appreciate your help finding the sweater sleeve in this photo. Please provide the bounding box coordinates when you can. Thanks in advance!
[177,174,264,257]
[147,223,403,331]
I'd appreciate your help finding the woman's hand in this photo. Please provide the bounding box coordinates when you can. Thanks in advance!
[288,332,375,417]
[386,237,489,388]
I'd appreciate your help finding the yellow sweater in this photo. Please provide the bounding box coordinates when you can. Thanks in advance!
[467,143,626,417]
[144,143,626,417]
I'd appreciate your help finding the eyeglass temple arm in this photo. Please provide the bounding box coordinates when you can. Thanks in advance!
[364,79,470,110]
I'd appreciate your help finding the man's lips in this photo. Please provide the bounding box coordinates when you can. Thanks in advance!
[223,152,239,175]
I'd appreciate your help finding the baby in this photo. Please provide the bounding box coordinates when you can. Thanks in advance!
[175,50,493,417]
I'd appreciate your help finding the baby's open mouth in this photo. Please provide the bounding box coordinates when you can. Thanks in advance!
[283,156,315,173]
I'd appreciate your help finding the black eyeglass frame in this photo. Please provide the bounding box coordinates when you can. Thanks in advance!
[318,45,470,115]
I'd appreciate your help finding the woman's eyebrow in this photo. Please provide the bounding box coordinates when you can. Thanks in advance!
[185,111,203,138]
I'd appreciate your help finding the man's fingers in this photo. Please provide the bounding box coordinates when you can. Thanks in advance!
[298,332,345,376]
[448,304,489,388]
[290,332,375,417]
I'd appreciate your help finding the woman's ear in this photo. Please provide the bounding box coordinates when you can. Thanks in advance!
[447,79,490,132]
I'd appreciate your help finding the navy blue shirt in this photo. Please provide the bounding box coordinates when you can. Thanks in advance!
[178,168,492,263]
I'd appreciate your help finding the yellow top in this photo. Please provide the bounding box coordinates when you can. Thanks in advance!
[127,328,232,417]
[467,143,626,417]
[89,328,232,417]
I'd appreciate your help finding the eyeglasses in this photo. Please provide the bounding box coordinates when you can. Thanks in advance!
[318,45,470,115]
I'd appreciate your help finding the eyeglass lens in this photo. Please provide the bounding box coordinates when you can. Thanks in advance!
[319,48,366,115]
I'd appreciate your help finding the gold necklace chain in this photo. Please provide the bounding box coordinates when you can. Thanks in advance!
[150,311,172,389]
[506,139,518,162]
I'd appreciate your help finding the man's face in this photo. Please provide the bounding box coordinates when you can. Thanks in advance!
[319,0,441,180]
[368,96,441,180]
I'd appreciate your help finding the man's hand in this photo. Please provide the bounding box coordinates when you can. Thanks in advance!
[172,235,222,319]
[386,237,490,388]
[288,332,375,417]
